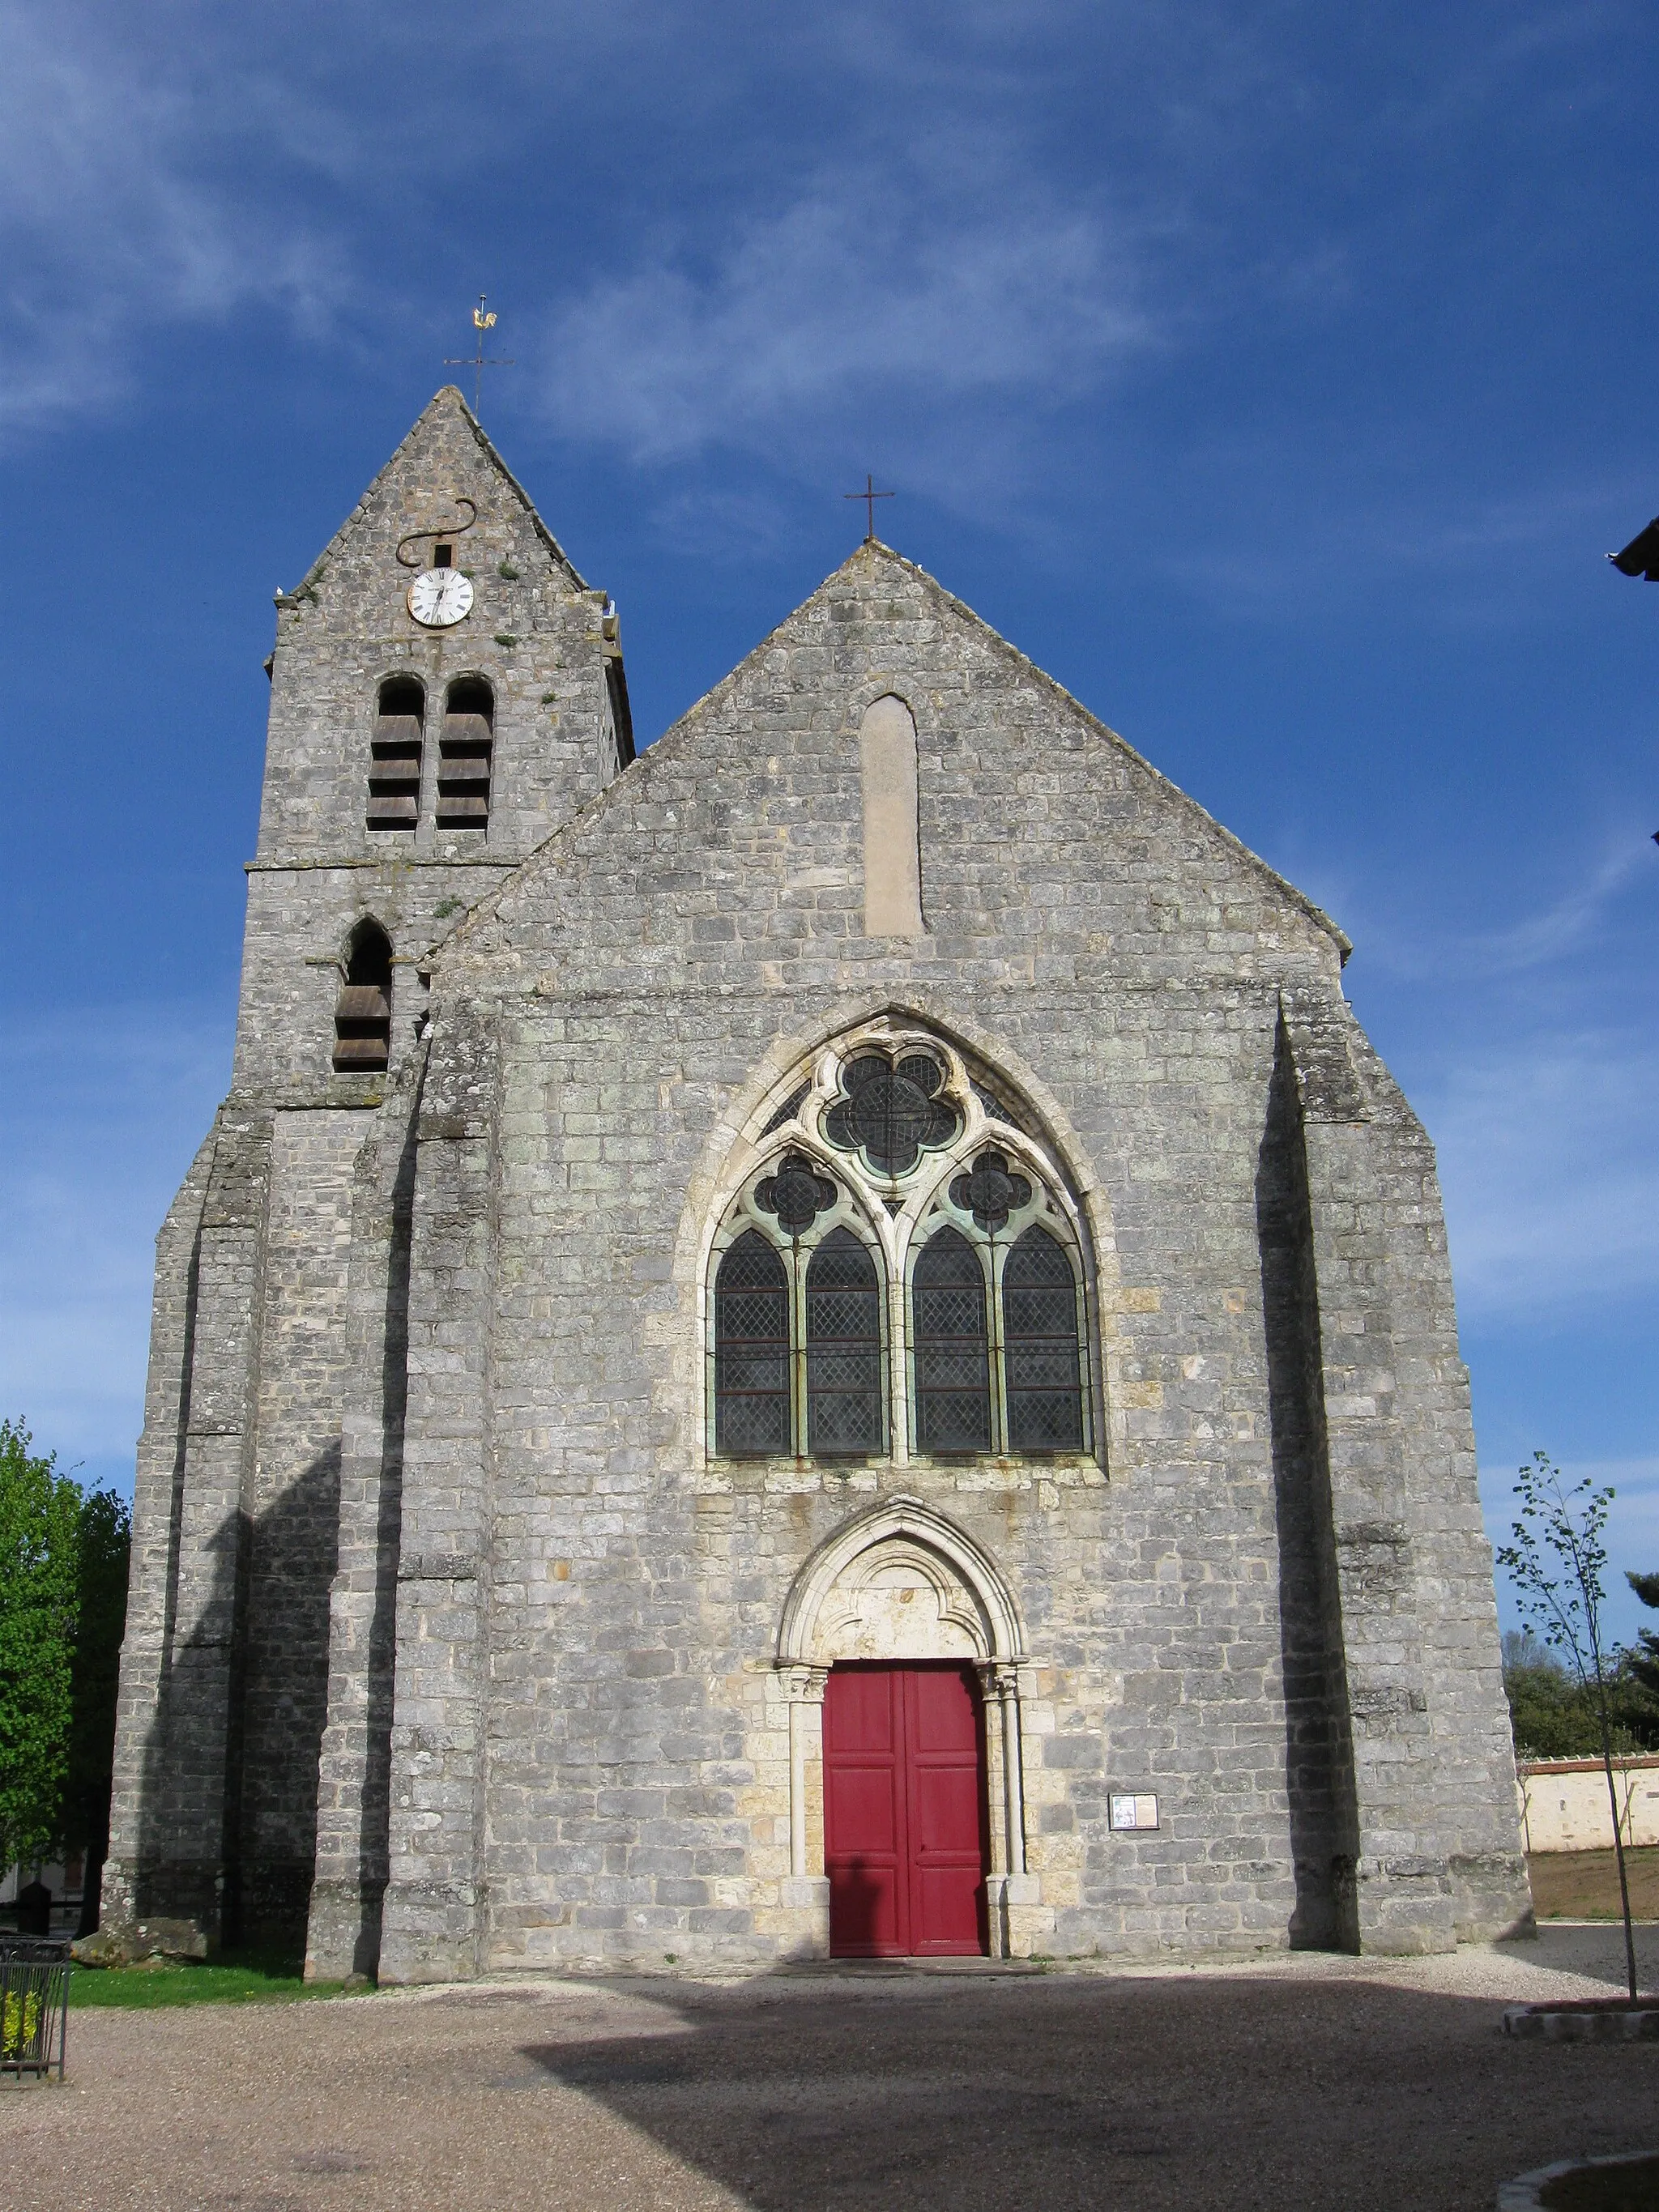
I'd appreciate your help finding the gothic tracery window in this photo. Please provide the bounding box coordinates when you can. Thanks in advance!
[708,1029,1094,1464]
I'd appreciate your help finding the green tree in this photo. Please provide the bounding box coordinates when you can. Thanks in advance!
[1497,1452,1644,2005]
[63,1487,130,1929]
[1502,1627,1653,1758]
[1628,1571,1659,1694]
[0,1421,83,1870]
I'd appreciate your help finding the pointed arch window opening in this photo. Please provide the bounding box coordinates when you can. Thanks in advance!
[367,676,424,833]
[709,1029,1094,1465]
[333,918,394,1072]
[437,676,494,830]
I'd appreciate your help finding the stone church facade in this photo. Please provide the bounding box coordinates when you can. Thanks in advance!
[104,388,1530,1981]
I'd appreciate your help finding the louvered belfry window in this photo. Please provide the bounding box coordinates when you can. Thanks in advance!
[911,1226,992,1452]
[714,1230,791,1456]
[366,676,423,832]
[437,676,493,829]
[805,1227,884,1455]
[332,919,393,1073]
[1003,1226,1085,1451]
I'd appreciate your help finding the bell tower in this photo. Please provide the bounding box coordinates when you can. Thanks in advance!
[239,384,633,1100]
[104,390,633,1958]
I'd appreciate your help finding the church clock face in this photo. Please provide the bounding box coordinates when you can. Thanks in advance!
[407,566,474,628]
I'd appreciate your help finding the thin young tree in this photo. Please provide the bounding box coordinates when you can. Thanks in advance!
[1497,1452,1642,2005]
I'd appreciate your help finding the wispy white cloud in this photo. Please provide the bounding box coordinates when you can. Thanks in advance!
[535,157,1154,497]
[1155,454,1648,624]
[1333,833,1657,991]
[0,4,352,441]
[1469,842,1653,974]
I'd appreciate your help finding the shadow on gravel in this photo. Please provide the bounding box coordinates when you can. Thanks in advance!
[517,1971,1659,2212]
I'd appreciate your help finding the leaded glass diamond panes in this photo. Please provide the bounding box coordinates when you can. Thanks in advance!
[823,1051,961,1177]
[970,1078,1030,1136]
[715,1230,790,1455]
[1004,1226,1084,1451]
[806,1226,882,1455]
[761,1085,810,1136]
[913,1226,991,1452]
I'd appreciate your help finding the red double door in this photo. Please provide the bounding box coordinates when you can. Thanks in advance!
[823,1662,990,1957]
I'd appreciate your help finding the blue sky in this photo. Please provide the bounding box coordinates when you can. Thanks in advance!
[2,1,1656,1642]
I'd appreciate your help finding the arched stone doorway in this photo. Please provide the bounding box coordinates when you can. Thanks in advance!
[774,1497,1040,1958]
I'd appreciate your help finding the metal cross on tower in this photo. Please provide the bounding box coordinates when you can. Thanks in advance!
[843,474,895,543]
[446,295,514,418]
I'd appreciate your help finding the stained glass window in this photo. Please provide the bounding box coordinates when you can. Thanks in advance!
[1003,1227,1084,1451]
[912,1226,992,1452]
[824,1053,960,1177]
[714,1230,790,1456]
[806,1227,884,1455]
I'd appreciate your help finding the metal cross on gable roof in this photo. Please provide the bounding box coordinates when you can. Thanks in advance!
[843,474,895,543]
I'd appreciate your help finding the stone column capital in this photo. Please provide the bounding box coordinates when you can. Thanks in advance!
[777,1662,830,1704]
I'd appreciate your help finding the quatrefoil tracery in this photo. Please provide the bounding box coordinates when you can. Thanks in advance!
[823,1051,962,1179]
[755,1151,839,1237]
[949,1150,1033,1234]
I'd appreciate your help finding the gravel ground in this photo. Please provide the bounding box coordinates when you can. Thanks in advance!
[6,1926,1658,2212]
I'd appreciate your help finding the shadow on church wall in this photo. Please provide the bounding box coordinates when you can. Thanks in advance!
[1256,1019,1361,1952]
[348,1104,417,1976]
[131,1445,342,1960]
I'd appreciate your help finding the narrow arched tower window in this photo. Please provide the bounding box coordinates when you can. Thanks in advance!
[333,919,393,1072]
[366,676,424,832]
[1002,1225,1084,1451]
[437,676,493,829]
[912,1226,991,1452]
[805,1226,883,1455]
[859,694,923,937]
[714,1230,791,1456]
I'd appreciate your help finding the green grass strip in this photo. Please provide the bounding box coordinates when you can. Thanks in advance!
[67,1954,357,2009]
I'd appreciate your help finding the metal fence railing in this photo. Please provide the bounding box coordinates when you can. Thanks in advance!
[1,1938,70,2083]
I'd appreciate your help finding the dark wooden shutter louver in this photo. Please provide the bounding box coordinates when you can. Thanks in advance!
[437,676,493,829]
[333,921,393,1072]
[367,676,424,831]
